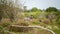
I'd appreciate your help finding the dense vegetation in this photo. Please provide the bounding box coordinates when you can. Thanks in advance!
[0,0,60,34]
[23,7,60,34]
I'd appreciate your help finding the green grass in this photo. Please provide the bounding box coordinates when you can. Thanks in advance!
[52,29,60,34]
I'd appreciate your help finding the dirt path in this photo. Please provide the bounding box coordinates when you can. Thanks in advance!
[11,25,55,34]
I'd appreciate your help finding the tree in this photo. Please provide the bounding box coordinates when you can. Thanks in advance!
[31,7,40,12]
[0,0,23,22]
[45,7,58,23]
[46,7,58,12]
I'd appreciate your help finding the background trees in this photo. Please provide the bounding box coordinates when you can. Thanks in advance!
[46,7,58,12]
[31,7,40,12]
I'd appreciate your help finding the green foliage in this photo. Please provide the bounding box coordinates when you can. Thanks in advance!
[31,15,38,19]
[32,21,40,25]
[0,26,3,30]
[31,7,40,12]
[19,23,29,26]
[0,0,60,34]
[46,7,58,12]
[1,23,10,27]
[52,29,60,34]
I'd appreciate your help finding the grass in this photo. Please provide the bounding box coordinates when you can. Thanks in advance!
[52,28,60,34]
[24,11,60,34]
[0,11,60,34]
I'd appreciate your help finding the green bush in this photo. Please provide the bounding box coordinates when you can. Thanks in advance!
[0,22,11,27]
[20,23,29,26]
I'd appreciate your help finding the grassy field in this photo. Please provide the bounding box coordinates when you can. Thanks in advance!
[23,11,60,34]
[0,11,60,34]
